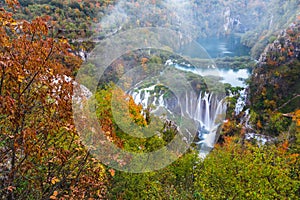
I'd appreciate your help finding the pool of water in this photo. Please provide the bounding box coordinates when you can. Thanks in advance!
[197,35,251,58]
[173,63,251,87]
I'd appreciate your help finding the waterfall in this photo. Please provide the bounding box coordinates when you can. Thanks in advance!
[129,86,227,156]
[234,88,247,115]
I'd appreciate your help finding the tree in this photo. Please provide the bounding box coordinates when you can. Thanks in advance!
[92,84,199,199]
[194,137,300,199]
[107,150,199,200]
[0,3,107,199]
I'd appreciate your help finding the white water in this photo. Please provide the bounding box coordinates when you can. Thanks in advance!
[129,86,227,156]
[181,91,227,150]
[234,88,247,115]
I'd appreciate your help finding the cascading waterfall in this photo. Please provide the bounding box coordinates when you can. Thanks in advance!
[234,88,247,115]
[181,91,227,149]
[129,86,227,156]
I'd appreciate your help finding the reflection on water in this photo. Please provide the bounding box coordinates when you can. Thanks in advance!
[197,35,250,58]
[171,34,251,87]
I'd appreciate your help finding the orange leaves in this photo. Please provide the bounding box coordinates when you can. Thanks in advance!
[221,119,233,135]
[108,168,115,177]
[128,96,147,126]
[141,57,149,71]
[223,135,233,145]
[140,57,149,65]
[288,49,294,57]
[256,120,263,129]
[292,109,300,127]
[0,95,15,113]
[50,191,58,199]
[278,140,289,153]
[0,4,97,199]
[286,153,299,164]
[221,119,240,137]
[266,57,278,66]
[21,17,49,36]
[6,186,16,192]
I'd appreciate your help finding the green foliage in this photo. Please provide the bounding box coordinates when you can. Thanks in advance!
[1,1,300,199]
[267,113,291,136]
[268,35,277,44]
[250,24,300,134]
[194,140,300,199]
[107,151,199,200]
[93,84,201,199]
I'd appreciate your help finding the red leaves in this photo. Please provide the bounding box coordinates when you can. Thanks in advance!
[0,5,107,199]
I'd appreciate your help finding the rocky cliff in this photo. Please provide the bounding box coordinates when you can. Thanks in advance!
[249,17,300,135]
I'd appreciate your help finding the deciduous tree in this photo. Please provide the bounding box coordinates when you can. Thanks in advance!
[0,3,107,199]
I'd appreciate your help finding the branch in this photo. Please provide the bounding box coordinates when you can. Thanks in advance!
[274,94,300,112]
[20,70,39,96]
[0,64,5,96]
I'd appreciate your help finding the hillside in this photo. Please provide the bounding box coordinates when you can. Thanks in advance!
[249,17,300,136]
[2,0,298,59]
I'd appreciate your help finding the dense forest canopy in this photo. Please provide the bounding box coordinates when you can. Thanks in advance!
[0,0,299,199]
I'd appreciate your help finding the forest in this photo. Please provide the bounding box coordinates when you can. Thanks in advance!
[0,0,299,199]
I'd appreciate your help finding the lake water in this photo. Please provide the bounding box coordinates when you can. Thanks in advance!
[197,35,251,58]
[172,63,251,87]
[172,34,252,86]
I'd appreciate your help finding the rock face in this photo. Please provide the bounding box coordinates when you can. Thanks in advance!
[249,19,300,134]
[223,7,246,34]
[258,22,300,65]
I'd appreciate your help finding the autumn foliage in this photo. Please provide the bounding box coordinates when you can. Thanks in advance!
[0,3,107,199]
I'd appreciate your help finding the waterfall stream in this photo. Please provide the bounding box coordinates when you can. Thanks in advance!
[129,85,227,157]
[125,56,251,157]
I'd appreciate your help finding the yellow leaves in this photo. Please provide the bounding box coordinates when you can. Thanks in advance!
[17,75,25,82]
[51,177,60,184]
[59,38,68,44]
[10,21,18,26]
[74,8,81,16]
[0,4,105,199]
[48,68,54,76]
[2,20,17,26]
[221,119,236,136]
